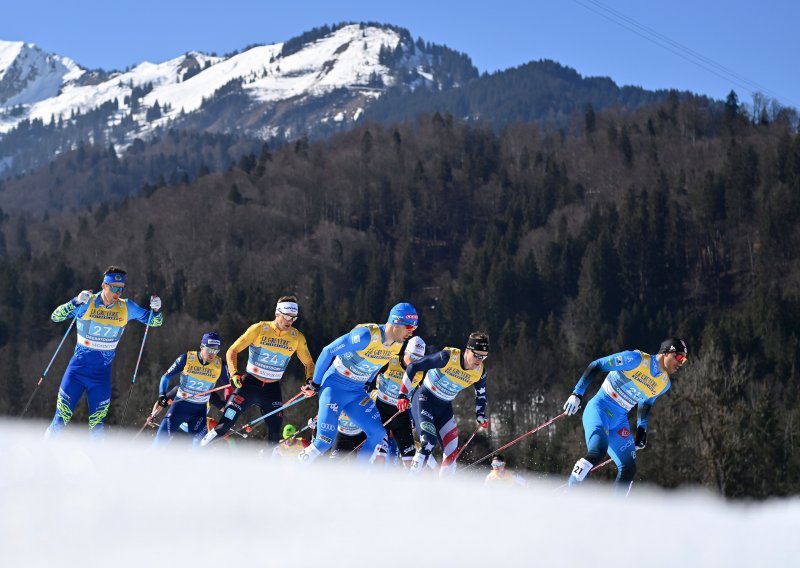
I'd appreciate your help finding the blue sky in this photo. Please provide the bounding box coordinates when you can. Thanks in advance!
[3,0,798,108]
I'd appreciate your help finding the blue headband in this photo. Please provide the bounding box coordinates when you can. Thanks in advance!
[103,273,126,285]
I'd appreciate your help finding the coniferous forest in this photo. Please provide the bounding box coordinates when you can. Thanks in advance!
[1,90,799,498]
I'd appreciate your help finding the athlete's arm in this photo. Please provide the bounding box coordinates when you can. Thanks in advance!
[399,350,450,395]
[311,327,372,386]
[159,354,187,395]
[51,298,89,322]
[295,334,316,381]
[226,323,261,375]
[127,299,164,327]
[572,350,643,396]
[474,370,488,417]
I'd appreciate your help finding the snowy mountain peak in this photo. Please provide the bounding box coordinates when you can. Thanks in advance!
[0,40,84,107]
[0,23,477,177]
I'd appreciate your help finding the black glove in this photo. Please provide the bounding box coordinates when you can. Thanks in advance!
[157,394,170,408]
[634,426,647,450]
[364,379,376,394]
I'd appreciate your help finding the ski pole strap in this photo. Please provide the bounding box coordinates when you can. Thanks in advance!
[461,412,566,472]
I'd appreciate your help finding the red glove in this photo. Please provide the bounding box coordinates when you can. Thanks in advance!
[397,394,410,412]
[477,415,489,429]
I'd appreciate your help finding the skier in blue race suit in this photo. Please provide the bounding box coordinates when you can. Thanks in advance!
[563,337,688,494]
[153,332,229,444]
[47,266,163,437]
[297,303,419,464]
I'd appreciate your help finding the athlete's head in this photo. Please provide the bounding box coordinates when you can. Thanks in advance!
[403,335,427,366]
[491,454,506,470]
[658,337,688,374]
[465,331,490,368]
[100,265,127,302]
[386,302,418,342]
[275,295,299,331]
[200,331,222,361]
[282,423,298,439]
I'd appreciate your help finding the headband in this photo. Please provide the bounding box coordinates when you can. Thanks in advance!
[467,336,490,352]
[103,273,126,285]
[276,301,299,316]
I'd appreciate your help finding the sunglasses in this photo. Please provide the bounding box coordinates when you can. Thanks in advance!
[491,461,505,468]
[674,353,687,364]
[470,349,489,361]
[278,312,298,322]
[203,347,220,354]
[107,285,125,294]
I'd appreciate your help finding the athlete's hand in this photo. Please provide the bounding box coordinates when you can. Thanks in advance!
[364,379,376,394]
[149,295,162,311]
[397,393,410,412]
[157,394,170,408]
[301,381,320,398]
[307,416,318,431]
[563,393,583,416]
[75,290,93,304]
[635,426,647,450]
[231,372,245,389]
[477,415,489,428]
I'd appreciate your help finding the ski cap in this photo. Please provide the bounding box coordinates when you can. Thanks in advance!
[387,302,418,327]
[407,336,426,360]
[201,332,222,349]
[658,337,688,356]
[282,424,297,439]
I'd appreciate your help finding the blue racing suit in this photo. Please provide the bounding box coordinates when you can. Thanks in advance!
[569,350,670,487]
[306,324,402,463]
[47,293,163,436]
[154,351,229,444]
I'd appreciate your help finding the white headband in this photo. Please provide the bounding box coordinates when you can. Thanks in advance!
[276,301,299,316]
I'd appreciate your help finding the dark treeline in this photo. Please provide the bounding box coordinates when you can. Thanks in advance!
[1,91,799,498]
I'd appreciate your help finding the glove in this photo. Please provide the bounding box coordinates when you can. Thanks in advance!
[301,381,320,398]
[307,416,318,431]
[157,394,170,408]
[364,379,376,394]
[563,393,583,416]
[477,415,490,428]
[149,295,162,311]
[397,393,410,412]
[75,290,93,304]
[231,372,244,389]
[635,426,647,450]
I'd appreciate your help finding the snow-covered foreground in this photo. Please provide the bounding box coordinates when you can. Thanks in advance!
[1,420,798,567]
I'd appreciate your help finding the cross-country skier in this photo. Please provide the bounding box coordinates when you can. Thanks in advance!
[484,455,526,487]
[153,332,229,444]
[398,331,490,474]
[46,266,163,437]
[272,423,310,459]
[297,302,419,464]
[200,296,314,446]
[562,337,688,494]
[365,335,426,467]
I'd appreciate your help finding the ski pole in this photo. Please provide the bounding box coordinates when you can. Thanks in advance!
[133,401,168,439]
[461,412,566,472]
[234,392,307,438]
[21,316,78,417]
[442,423,484,467]
[120,306,156,426]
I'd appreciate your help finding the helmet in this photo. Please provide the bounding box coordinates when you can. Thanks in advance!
[282,424,298,439]
[387,302,418,327]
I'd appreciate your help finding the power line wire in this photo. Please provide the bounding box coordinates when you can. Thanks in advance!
[571,0,795,108]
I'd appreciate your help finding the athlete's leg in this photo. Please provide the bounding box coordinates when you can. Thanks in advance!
[330,432,366,460]
[259,381,283,444]
[377,399,415,465]
[200,377,258,445]
[299,380,344,461]
[85,371,112,439]
[344,395,388,464]
[47,363,88,436]
[568,396,610,486]
[409,389,439,473]
[437,413,459,474]
[607,419,637,495]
